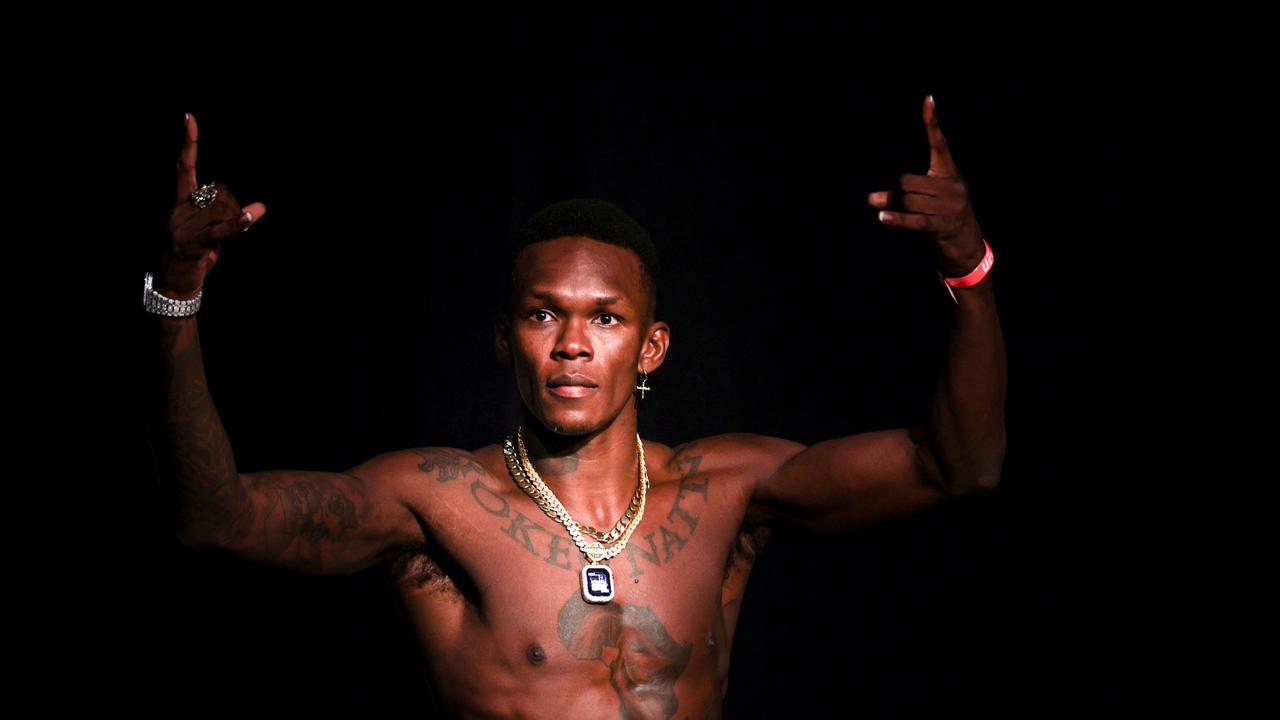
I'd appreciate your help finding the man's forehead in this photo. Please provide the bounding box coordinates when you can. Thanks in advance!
[522,285,627,304]
[514,237,645,303]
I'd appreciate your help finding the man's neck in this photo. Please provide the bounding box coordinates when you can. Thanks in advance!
[516,407,645,530]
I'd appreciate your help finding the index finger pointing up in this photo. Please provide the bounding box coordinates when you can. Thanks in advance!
[924,95,959,178]
[175,112,199,203]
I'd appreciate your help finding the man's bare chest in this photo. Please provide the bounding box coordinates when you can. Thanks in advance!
[404,446,744,594]
[386,441,760,631]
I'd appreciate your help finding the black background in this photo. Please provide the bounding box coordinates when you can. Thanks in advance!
[56,4,1244,717]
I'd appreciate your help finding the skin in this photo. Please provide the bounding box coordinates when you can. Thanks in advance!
[153,96,1006,719]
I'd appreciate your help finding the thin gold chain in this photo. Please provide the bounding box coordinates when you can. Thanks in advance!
[502,425,648,563]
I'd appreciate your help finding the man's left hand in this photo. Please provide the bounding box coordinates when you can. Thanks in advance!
[866,95,985,277]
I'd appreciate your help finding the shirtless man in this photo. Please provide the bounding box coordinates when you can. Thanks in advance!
[146,95,1006,719]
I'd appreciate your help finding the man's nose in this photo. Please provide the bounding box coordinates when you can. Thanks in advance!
[553,317,592,358]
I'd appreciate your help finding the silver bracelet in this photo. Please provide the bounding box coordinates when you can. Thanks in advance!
[143,271,202,317]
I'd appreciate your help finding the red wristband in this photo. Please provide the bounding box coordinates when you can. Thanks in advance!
[937,238,994,304]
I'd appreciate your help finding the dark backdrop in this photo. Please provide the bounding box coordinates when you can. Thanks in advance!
[100,5,1219,717]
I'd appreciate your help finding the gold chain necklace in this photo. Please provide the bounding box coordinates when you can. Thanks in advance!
[501,425,648,603]
[518,429,644,544]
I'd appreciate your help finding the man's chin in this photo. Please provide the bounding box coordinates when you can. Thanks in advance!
[524,391,622,437]
[545,418,597,436]
[536,409,607,437]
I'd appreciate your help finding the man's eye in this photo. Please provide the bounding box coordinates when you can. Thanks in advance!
[529,310,618,324]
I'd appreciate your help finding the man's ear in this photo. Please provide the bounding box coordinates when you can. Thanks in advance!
[494,311,513,368]
[640,320,671,374]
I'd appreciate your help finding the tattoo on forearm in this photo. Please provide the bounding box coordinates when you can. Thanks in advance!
[557,590,693,720]
[161,321,252,545]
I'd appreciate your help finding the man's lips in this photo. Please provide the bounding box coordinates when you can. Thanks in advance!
[547,373,598,398]
[548,374,598,388]
[549,384,596,398]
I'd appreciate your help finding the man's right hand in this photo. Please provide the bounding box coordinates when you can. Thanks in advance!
[157,112,268,300]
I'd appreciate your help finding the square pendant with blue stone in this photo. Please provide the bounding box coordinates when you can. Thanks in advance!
[581,563,615,603]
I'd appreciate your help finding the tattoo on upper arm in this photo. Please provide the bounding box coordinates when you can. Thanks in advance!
[243,471,372,566]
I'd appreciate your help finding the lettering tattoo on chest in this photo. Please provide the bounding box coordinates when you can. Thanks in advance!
[557,589,693,720]
[425,443,712,578]
[409,445,711,579]
[623,445,708,579]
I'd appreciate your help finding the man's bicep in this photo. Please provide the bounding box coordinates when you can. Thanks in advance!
[180,450,430,576]
[752,424,953,536]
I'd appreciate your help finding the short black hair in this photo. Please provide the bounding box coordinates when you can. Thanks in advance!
[502,197,661,320]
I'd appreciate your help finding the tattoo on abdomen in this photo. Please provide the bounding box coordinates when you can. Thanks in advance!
[557,591,693,720]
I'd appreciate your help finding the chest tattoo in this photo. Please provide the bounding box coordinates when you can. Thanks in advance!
[557,590,692,719]
[412,448,488,484]
[451,443,714,579]
[622,446,709,580]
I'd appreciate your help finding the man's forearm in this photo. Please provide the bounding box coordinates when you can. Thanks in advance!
[146,313,251,545]
[927,278,1007,492]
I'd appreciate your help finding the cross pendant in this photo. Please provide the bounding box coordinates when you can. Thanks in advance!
[636,375,651,398]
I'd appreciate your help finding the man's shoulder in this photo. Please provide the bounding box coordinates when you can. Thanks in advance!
[350,445,496,492]
[661,432,808,482]
[658,433,809,528]
[369,434,809,483]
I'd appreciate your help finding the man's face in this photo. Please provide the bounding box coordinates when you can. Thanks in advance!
[495,235,667,436]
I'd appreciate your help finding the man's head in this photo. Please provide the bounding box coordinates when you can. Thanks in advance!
[494,198,670,437]
[501,198,661,323]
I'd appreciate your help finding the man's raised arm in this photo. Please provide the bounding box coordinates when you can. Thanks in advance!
[750,95,1007,535]
[144,112,426,575]
[147,313,430,575]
